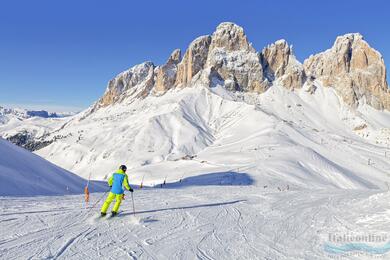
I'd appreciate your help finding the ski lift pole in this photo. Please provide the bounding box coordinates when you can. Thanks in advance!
[131,192,136,217]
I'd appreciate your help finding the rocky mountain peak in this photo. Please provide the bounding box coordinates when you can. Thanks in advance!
[154,49,182,93]
[94,24,389,111]
[96,61,155,108]
[333,33,363,50]
[261,39,293,79]
[260,40,306,90]
[175,36,212,88]
[304,33,389,110]
[204,23,268,92]
[209,22,254,52]
[167,49,181,65]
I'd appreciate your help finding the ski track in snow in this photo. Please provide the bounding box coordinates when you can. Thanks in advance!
[1,188,390,259]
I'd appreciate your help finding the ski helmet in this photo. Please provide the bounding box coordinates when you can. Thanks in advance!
[119,165,127,171]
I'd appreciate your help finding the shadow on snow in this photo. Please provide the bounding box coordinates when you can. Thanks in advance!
[154,171,254,189]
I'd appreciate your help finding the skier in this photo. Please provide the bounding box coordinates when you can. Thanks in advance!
[100,165,133,217]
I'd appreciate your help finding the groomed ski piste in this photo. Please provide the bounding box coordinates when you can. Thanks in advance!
[1,83,390,259]
[1,185,390,259]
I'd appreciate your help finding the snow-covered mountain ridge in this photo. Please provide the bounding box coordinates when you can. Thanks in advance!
[0,106,72,151]
[35,81,390,190]
[0,106,74,122]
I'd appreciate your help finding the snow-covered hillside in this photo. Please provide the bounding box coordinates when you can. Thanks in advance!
[29,22,389,190]
[0,115,66,141]
[0,106,75,151]
[0,138,104,196]
[35,82,390,190]
[1,22,388,191]
[0,106,74,124]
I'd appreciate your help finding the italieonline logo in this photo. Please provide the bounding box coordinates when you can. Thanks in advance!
[324,232,390,257]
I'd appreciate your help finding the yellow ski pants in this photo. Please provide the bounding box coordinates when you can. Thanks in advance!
[101,192,123,213]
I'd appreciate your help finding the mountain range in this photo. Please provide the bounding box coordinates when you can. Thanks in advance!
[1,22,389,189]
[95,22,389,111]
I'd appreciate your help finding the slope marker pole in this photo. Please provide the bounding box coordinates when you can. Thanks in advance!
[140,174,145,189]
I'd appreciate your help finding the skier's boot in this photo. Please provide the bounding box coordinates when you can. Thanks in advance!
[111,211,118,217]
[101,212,107,217]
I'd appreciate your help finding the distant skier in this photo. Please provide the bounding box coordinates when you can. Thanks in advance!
[101,165,133,217]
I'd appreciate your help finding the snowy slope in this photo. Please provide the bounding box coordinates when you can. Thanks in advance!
[35,82,390,190]
[0,116,67,140]
[0,138,104,196]
[1,187,390,259]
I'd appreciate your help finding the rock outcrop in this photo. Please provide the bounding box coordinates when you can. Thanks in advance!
[205,22,269,92]
[261,40,306,90]
[304,33,390,110]
[175,36,212,88]
[96,62,155,108]
[154,49,181,93]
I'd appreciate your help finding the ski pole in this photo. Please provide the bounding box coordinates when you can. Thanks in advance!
[131,192,136,217]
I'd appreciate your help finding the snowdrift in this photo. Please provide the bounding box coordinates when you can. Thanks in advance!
[0,138,104,196]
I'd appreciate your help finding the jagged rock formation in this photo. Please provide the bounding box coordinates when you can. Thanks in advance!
[95,23,389,111]
[206,22,269,92]
[261,40,306,90]
[154,49,181,93]
[175,36,211,88]
[304,33,390,110]
[96,62,155,108]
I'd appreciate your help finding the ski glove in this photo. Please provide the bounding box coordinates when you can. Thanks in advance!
[129,188,134,193]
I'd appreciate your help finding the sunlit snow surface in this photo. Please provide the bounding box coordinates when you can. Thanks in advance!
[35,83,390,190]
[0,138,105,196]
[1,187,390,259]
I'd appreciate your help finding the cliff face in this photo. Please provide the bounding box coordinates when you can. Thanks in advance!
[96,24,389,111]
[304,33,389,110]
[205,22,269,92]
[175,36,211,88]
[96,62,155,108]
[154,49,181,93]
[261,39,306,90]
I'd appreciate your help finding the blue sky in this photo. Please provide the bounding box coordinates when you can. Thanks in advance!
[0,0,389,112]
